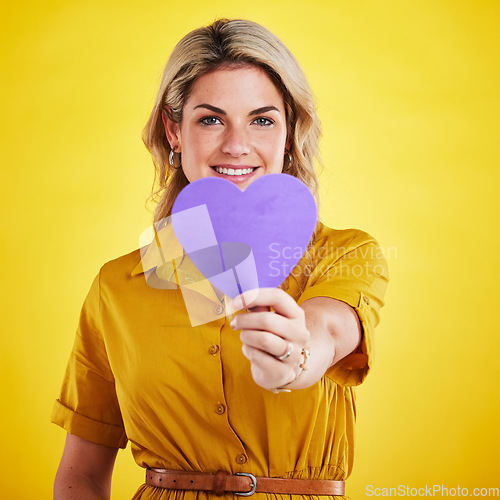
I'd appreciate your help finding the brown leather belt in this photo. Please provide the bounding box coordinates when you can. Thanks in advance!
[146,468,345,496]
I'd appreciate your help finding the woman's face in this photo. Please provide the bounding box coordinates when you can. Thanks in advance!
[163,65,290,189]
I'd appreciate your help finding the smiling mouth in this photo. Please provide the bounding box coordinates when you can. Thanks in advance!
[212,166,257,176]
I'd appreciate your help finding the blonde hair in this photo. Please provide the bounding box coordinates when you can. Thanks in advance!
[143,18,322,221]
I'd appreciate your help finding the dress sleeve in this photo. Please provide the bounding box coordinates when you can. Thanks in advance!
[51,272,128,448]
[296,229,389,387]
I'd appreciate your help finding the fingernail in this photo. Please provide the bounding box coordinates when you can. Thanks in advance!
[230,318,236,329]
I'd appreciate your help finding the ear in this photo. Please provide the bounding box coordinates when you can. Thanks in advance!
[161,108,182,152]
[285,136,292,152]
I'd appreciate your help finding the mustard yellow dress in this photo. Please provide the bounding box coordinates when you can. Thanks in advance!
[52,223,388,499]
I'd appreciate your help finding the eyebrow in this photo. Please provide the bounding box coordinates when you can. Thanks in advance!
[249,106,280,116]
[194,104,226,115]
[193,104,281,116]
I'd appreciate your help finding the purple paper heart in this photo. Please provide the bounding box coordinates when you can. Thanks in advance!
[171,173,317,298]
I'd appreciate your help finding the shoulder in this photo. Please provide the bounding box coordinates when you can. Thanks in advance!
[305,222,389,295]
[312,222,383,259]
[98,248,142,285]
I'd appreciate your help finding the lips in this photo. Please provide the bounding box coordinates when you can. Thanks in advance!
[212,166,257,176]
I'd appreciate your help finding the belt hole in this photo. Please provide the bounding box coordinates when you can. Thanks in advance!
[159,479,162,482]
[173,480,176,483]
[190,480,194,484]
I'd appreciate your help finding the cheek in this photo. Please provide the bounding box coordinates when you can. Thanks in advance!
[180,133,203,162]
[178,133,216,183]
[262,135,287,166]
[182,128,214,156]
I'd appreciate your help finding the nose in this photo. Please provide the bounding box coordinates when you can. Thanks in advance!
[221,124,250,157]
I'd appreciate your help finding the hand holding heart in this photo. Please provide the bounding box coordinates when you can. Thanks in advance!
[171,174,318,389]
[230,288,310,391]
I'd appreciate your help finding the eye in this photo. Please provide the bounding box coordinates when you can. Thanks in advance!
[253,117,274,127]
[199,116,222,126]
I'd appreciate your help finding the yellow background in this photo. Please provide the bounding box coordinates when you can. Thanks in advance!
[1,0,499,497]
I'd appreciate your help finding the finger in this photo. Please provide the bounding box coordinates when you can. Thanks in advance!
[241,344,298,389]
[235,289,269,312]
[240,329,298,360]
[233,312,309,346]
[248,305,270,313]
[233,288,303,320]
[231,311,296,339]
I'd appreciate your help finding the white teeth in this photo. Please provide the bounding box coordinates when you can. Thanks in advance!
[214,166,254,176]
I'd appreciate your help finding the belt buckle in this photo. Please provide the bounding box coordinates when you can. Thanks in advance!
[235,472,257,496]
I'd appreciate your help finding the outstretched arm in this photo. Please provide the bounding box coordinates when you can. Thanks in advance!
[231,288,362,391]
[54,433,118,500]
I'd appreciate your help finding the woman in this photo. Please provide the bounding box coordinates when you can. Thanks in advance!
[53,19,388,499]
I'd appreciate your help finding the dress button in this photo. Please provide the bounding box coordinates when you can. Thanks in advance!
[236,454,247,464]
[215,404,226,415]
[214,305,224,315]
[363,295,370,305]
[209,344,220,355]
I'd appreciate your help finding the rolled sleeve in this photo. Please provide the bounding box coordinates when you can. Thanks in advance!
[297,228,389,386]
[51,273,128,448]
[51,400,127,448]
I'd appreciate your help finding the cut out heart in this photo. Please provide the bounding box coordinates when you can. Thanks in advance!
[171,173,317,298]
